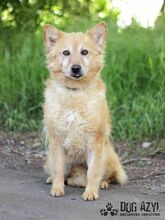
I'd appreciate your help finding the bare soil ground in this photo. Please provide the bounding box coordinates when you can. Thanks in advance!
[0,131,164,220]
[0,131,164,183]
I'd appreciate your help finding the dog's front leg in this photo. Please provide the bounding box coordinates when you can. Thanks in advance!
[82,136,104,201]
[49,137,65,197]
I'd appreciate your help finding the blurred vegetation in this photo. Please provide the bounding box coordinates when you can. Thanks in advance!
[0,0,165,141]
[0,0,114,31]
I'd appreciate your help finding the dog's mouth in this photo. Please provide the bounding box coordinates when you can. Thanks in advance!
[72,73,82,78]
[67,76,83,80]
[71,73,83,79]
[65,73,84,80]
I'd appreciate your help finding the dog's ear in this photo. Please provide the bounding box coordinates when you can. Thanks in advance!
[88,22,107,48]
[44,24,62,51]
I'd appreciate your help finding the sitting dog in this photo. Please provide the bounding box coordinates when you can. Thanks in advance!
[43,22,127,201]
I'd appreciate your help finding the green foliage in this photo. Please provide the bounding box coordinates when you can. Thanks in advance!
[0,0,112,31]
[103,23,165,140]
[0,18,164,141]
[0,32,47,130]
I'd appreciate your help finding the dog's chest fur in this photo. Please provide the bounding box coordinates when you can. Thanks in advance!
[44,81,104,154]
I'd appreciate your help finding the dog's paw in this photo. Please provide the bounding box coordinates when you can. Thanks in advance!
[110,208,118,216]
[46,176,52,184]
[100,208,108,216]
[100,180,109,189]
[82,190,99,201]
[50,187,65,197]
[106,202,113,211]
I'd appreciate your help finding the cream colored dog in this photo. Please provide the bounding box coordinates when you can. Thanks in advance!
[43,22,127,201]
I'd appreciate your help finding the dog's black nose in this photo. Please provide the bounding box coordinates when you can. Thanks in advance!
[71,65,82,78]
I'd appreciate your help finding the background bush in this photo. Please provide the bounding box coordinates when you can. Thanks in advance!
[0,1,165,141]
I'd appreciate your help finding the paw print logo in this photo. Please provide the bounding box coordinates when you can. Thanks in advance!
[99,201,119,217]
[106,202,113,211]
[100,208,108,216]
[110,208,118,216]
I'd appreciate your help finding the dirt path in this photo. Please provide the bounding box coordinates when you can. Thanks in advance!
[0,132,164,220]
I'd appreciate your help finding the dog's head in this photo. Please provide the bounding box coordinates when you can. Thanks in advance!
[44,22,106,88]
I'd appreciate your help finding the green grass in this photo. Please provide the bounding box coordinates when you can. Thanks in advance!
[0,20,165,141]
[0,32,47,130]
[103,24,165,140]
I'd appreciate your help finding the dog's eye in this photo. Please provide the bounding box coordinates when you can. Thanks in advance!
[63,50,70,56]
[81,50,88,55]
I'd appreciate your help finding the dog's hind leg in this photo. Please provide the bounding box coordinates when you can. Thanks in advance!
[100,179,110,189]
[43,156,52,184]
[66,165,87,188]
[46,176,52,184]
